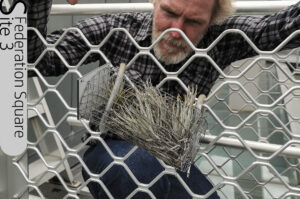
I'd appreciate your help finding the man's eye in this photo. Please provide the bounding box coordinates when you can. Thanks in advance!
[165,10,177,17]
[187,20,202,25]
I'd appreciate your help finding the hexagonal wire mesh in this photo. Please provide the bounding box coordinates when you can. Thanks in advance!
[11,8,300,199]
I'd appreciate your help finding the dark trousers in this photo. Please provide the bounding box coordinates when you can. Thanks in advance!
[82,139,220,199]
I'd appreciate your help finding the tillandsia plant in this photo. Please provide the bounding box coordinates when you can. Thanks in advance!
[79,65,205,171]
[102,80,206,172]
[87,75,136,131]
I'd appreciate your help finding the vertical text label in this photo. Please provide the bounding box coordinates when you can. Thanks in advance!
[0,2,27,156]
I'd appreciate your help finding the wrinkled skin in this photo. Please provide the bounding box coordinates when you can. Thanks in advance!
[152,0,215,64]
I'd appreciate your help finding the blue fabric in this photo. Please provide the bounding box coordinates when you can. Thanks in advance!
[82,139,220,199]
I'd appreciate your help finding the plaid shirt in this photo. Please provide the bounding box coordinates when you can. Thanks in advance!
[27,0,300,97]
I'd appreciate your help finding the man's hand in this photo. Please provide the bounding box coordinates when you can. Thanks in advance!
[66,0,78,5]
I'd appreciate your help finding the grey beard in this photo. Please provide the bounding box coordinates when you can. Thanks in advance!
[151,26,203,65]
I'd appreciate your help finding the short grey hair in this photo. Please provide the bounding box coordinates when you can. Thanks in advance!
[211,0,234,24]
[149,0,234,25]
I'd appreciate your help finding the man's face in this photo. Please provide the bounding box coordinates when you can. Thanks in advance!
[152,0,214,65]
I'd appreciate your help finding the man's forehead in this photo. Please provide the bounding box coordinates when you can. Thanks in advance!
[157,0,215,6]
[159,0,214,10]
[157,0,215,19]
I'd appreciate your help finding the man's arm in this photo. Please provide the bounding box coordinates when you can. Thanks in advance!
[208,1,300,67]
[26,0,112,76]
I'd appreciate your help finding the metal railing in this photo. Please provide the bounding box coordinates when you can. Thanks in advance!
[50,1,299,15]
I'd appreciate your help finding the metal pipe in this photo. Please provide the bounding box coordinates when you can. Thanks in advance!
[202,135,300,158]
[51,3,153,15]
[234,0,299,14]
[99,63,126,134]
[51,1,298,15]
[67,116,300,158]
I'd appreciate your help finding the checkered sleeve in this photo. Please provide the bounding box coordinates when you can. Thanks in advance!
[254,1,300,50]
[26,0,113,76]
[240,1,300,51]
[209,1,300,68]
[26,0,52,75]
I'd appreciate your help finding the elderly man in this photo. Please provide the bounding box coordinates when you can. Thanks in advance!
[26,0,300,198]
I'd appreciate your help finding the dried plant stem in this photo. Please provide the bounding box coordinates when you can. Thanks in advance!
[99,63,126,133]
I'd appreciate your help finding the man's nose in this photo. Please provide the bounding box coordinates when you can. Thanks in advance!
[170,19,184,39]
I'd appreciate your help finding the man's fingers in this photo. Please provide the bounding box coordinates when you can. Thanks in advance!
[66,0,78,5]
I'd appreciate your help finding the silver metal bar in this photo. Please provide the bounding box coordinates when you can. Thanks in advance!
[202,135,300,158]
[234,0,299,13]
[66,116,300,158]
[51,1,298,15]
[51,3,153,15]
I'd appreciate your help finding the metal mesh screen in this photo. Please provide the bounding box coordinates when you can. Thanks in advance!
[11,21,300,199]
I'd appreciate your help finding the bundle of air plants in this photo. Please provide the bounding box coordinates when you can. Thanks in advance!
[79,64,206,172]
[99,79,207,172]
